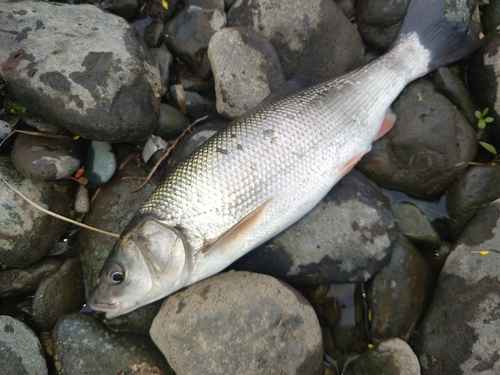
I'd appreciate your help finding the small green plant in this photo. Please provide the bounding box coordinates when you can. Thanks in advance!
[475,107,494,129]
[484,0,490,5]
[10,103,27,114]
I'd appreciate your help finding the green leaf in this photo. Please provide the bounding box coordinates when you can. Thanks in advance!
[484,0,490,4]
[485,117,494,123]
[475,110,482,119]
[480,141,498,155]
[482,107,490,116]
[478,119,486,129]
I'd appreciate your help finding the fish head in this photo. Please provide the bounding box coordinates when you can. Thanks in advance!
[87,216,191,319]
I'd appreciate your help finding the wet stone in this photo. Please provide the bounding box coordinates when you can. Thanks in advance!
[208,27,285,119]
[32,257,85,330]
[21,112,67,135]
[0,156,74,267]
[150,47,174,97]
[344,338,420,375]
[392,202,441,248]
[0,1,161,142]
[144,19,164,48]
[175,68,215,92]
[74,184,89,214]
[0,119,12,140]
[368,236,435,342]
[357,79,477,200]
[83,141,117,187]
[414,198,500,375]
[168,88,218,121]
[151,271,323,375]
[0,258,62,298]
[227,0,364,84]
[157,103,190,141]
[164,6,226,78]
[11,133,86,181]
[236,170,397,284]
[52,313,172,375]
[0,315,48,375]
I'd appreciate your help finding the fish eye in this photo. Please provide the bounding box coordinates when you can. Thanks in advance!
[106,263,124,284]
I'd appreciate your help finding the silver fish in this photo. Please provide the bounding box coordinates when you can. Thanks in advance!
[88,0,479,318]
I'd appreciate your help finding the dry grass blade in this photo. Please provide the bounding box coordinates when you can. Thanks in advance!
[132,115,209,192]
[1,177,120,238]
[0,129,73,148]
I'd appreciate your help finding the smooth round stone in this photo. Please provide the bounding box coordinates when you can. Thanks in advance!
[392,202,441,248]
[0,315,48,375]
[0,119,12,140]
[21,112,67,134]
[11,133,86,181]
[208,27,286,118]
[157,103,190,140]
[357,79,477,200]
[334,0,355,19]
[0,258,62,298]
[344,338,420,375]
[32,258,85,330]
[74,184,90,214]
[144,19,164,48]
[368,236,435,342]
[52,313,171,375]
[150,47,174,97]
[168,88,218,121]
[151,271,323,375]
[236,170,397,284]
[83,141,117,187]
[0,156,74,267]
[414,199,500,375]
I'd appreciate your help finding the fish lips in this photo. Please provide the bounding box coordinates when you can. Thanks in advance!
[86,291,122,319]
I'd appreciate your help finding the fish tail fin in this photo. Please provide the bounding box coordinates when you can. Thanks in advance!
[397,0,480,71]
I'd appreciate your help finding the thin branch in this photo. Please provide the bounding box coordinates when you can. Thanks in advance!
[132,115,209,192]
[1,177,119,238]
[0,129,73,148]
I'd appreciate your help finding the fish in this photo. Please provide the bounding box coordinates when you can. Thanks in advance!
[88,0,479,319]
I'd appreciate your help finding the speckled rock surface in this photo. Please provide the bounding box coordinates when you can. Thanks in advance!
[0,315,48,375]
[151,271,323,375]
[0,1,161,142]
[414,198,500,374]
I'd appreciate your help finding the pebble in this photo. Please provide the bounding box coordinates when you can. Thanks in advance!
[74,184,90,214]
[0,119,12,140]
[11,133,86,181]
[227,0,364,84]
[83,141,117,187]
[168,87,218,120]
[0,315,48,375]
[150,47,174,97]
[0,155,74,267]
[52,313,172,375]
[151,271,324,375]
[0,1,161,142]
[236,170,397,284]
[157,103,190,140]
[208,27,286,118]
[357,79,477,200]
[392,202,441,248]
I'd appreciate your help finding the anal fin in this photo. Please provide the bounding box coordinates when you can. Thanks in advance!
[376,109,397,140]
[338,152,365,180]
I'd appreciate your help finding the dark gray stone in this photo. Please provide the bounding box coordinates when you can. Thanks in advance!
[414,198,500,374]
[151,271,323,375]
[174,68,215,92]
[392,202,441,248]
[11,133,86,181]
[334,0,355,19]
[157,103,190,140]
[150,47,174,97]
[168,87,218,120]
[0,315,48,375]
[236,170,397,284]
[100,0,141,21]
[0,1,161,142]
[482,0,500,34]
[357,79,477,200]
[182,0,225,9]
[228,0,364,84]
[208,27,286,118]
[52,313,172,375]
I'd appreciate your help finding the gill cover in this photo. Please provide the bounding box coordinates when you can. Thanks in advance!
[87,216,192,318]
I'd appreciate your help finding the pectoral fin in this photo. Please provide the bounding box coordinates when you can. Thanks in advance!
[202,195,274,256]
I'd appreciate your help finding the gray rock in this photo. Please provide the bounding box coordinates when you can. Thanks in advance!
[11,133,86,181]
[150,47,174,97]
[164,6,226,78]
[344,338,420,375]
[100,301,163,335]
[0,258,62,298]
[414,198,500,374]
[21,112,67,135]
[334,0,355,19]
[157,103,190,140]
[144,19,164,48]
[392,202,441,248]
[175,68,215,92]
[100,0,141,21]
[446,164,500,241]
[227,0,364,84]
[0,119,12,140]
[355,0,410,50]
[368,236,435,342]
[0,1,161,142]
[182,0,225,9]
[208,27,286,118]
[418,241,453,277]
[151,271,323,375]
[168,87,218,120]
[52,313,171,375]
[357,79,477,200]
[74,184,89,214]
[0,315,48,375]
[236,170,397,284]
[83,141,116,187]
[0,156,74,267]
[32,258,85,330]
[482,0,500,33]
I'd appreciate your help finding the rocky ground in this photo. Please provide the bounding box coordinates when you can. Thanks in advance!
[0,0,499,374]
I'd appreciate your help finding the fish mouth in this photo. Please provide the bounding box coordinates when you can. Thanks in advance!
[87,297,122,319]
